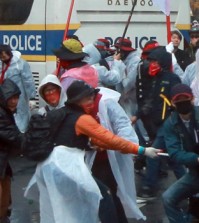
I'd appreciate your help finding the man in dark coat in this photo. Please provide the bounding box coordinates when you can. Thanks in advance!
[171,30,191,71]
[162,84,199,223]
[137,48,185,198]
[0,79,23,223]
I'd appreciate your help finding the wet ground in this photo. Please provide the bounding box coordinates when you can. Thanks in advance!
[128,168,199,223]
[127,168,174,223]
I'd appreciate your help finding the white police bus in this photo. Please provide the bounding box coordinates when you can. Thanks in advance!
[0,0,191,95]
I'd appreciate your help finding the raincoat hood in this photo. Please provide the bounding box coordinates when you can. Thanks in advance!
[38,74,67,110]
[82,43,101,65]
[148,48,172,71]
[11,51,21,64]
[0,78,21,108]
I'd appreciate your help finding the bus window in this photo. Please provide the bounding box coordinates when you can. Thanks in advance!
[0,0,34,25]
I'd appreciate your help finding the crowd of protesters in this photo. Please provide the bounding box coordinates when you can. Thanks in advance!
[0,21,199,223]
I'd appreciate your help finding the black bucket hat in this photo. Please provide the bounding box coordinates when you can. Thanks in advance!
[52,39,88,61]
[66,80,100,103]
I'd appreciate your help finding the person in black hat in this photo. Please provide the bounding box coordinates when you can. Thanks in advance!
[185,20,199,63]
[35,80,160,223]
[52,38,88,77]
[161,83,199,223]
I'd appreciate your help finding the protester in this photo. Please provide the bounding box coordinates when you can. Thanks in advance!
[26,80,160,223]
[0,79,23,223]
[185,20,199,63]
[114,38,140,117]
[69,73,145,221]
[38,74,67,115]
[0,44,36,133]
[50,53,144,221]
[52,38,88,78]
[136,48,185,198]
[171,30,191,71]
[162,83,199,223]
[0,45,38,223]
[133,40,160,173]
[191,50,199,106]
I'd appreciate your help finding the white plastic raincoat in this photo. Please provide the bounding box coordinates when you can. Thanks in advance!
[86,87,146,220]
[116,51,140,117]
[25,146,102,223]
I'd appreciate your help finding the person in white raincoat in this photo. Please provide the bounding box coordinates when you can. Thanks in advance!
[114,38,140,117]
[82,41,126,87]
[25,80,160,223]
[191,49,199,106]
[0,45,36,133]
[37,74,67,114]
[85,87,146,222]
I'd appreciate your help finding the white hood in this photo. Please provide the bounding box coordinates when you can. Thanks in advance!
[11,50,21,64]
[38,74,67,110]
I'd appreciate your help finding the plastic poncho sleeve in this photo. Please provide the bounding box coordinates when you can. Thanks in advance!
[75,114,139,154]
[20,59,36,99]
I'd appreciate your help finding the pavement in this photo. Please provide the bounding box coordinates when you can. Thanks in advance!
[127,168,176,223]
[128,167,199,223]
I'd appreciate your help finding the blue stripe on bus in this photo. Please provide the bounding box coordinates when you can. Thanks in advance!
[0,29,76,56]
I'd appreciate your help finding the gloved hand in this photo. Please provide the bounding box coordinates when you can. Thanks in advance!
[165,42,174,53]
[144,147,162,158]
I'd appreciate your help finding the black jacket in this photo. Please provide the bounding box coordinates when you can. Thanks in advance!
[174,48,192,71]
[137,49,181,139]
[163,107,199,174]
[0,79,23,177]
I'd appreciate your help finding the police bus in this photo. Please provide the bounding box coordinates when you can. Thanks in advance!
[0,0,191,105]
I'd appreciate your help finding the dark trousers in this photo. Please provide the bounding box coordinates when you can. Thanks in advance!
[94,178,118,223]
[92,153,128,223]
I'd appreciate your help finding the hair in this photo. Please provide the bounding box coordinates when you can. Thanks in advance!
[0,44,13,57]
[171,30,182,41]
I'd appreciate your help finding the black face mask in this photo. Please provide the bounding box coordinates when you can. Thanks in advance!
[175,100,193,115]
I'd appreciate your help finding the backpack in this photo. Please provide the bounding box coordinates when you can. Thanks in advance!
[23,107,67,162]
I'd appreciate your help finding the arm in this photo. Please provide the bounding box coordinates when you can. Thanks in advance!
[96,59,126,86]
[106,99,139,143]
[0,112,23,149]
[20,59,36,99]
[122,56,140,93]
[75,114,139,154]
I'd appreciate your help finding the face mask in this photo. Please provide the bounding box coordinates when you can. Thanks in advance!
[81,103,95,114]
[148,61,161,76]
[44,89,60,106]
[175,100,193,115]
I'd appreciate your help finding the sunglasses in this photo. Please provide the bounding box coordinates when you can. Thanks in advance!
[190,34,199,38]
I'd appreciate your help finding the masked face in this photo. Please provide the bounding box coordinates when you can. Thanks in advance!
[78,94,95,114]
[148,61,161,76]
[43,84,61,107]
[174,100,193,115]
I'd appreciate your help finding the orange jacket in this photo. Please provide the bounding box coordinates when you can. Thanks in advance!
[75,114,139,154]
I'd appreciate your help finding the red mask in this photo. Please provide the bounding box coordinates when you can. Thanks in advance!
[148,61,161,76]
[44,89,60,106]
[81,103,95,114]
